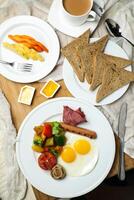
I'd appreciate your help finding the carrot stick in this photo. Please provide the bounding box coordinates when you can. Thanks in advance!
[8,35,49,53]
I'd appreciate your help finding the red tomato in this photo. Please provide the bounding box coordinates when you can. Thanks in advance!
[38,152,57,170]
[42,124,52,138]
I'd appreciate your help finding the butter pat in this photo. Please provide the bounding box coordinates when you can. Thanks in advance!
[40,79,60,98]
[18,85,35,105]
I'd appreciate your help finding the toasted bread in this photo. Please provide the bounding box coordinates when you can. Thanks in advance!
[90,53,133,90]
[61,29,91,82]
[96,66,134,102]
[78,35,109,84]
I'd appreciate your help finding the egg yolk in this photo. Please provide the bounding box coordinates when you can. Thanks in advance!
[61,146,76,163]
[74,139,91,154]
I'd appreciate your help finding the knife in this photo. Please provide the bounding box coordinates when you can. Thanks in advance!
[118,102,127,181]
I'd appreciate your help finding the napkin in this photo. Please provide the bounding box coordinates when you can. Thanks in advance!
[0,91,25,200]
[0,91,36,200]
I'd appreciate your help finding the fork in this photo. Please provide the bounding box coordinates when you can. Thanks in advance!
[0,59,32,72]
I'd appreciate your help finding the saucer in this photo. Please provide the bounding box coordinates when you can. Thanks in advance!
[47,0,100,38]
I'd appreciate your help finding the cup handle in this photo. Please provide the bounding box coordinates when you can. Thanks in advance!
[86,11,97,22]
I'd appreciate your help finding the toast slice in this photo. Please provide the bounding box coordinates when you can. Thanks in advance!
[96,66,134,102]
[61,29,91,82]
[78,35,109,84]
[90,53,133,90]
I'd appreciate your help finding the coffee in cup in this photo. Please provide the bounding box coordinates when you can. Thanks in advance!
[60,0,96,26]
[63,0,92,16]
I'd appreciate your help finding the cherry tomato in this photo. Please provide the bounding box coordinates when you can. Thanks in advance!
[42,124,52,138]
[38,152,57,170]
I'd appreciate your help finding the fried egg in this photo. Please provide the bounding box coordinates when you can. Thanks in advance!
[58,132,99,177]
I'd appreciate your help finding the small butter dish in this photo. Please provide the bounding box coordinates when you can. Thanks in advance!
[40,79,60,98]
[18,85,35,105]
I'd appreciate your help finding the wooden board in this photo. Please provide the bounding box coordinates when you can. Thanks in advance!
[0,74,134,200]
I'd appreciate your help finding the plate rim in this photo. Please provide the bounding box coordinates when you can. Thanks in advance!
[0,15,60,83]
[16,97,115,198]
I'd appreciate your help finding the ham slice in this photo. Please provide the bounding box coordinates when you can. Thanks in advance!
[63,106,87,126]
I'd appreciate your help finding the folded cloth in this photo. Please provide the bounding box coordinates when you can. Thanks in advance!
[0,91,27,200]
[0,90,37,200]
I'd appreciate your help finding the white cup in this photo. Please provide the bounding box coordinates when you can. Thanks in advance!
[60,0,97,26]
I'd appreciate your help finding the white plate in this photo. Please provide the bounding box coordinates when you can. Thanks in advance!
[0,16,60,83]
[48,0,100,38]
[63,39,131,105]
[16,97,115,198]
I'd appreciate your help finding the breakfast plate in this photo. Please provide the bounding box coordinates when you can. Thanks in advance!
[63,39,131,106]
[48,0,100,38]
[0,16,60,83]
[16,97,115,198]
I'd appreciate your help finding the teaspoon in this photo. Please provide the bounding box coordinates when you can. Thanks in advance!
[105,18,134,47]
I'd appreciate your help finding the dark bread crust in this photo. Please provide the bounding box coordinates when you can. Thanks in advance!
[61,30,91,82]
[96,66,134,102]
[90,53,133,91]
[78,35,109,84]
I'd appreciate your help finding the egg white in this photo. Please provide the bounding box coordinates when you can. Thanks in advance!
[58,132,99,177]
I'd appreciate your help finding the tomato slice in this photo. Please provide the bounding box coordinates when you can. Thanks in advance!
[42,124,52,138]
[38,152,57,170]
